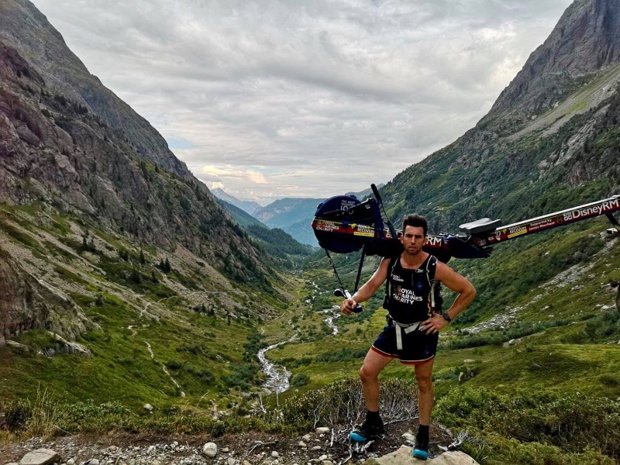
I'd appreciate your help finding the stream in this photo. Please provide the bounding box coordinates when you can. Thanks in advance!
[258,305,341,393]
[257,334,297,394]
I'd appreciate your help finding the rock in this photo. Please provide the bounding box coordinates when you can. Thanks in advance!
[315,427,330,434]
[271,451,280,458]
[87,460,99,465]
[310,445,322,451]
[202,442,218,458]
[402,431,416,445]
[298,441,307,447]
[19,449,61,465]
[302,434,312,441]
[227,458,236,465]
[143,404,154,412]
[6,340,29,353]
[362,447,480,465]
[429,451,481,464]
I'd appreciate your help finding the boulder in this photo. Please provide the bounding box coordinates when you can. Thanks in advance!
[363,446,479,465]
[202,442,218,458]
[19,448,61,465]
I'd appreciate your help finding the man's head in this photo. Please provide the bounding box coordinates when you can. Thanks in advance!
[402,214,428,237]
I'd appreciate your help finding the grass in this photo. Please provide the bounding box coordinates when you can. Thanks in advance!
[1,199,620,463]
[0,206,295,416]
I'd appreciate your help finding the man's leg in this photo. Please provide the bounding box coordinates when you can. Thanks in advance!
[359,348,393,411]
[414,358,434,425]
[413,358,434,460]
[350,349,392,442]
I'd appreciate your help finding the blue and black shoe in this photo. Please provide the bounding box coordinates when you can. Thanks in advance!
[349,418,385,442]
[413,433,429,460]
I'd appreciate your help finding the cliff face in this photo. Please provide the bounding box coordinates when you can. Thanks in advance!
[489,0,620,120]
[0,4,283,345]
[0,0,187,176]
[0,251,92,346]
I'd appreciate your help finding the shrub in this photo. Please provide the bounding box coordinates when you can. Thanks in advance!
[274,377,418,431]
[435,387,620,461]
[291,373,310,387]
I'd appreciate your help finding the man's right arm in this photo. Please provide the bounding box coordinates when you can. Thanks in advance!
[340,257,390,315]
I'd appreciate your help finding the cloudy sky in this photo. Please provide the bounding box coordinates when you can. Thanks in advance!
[31,0,573,205]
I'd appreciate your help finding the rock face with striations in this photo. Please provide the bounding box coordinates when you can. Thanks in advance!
[490,0,620,117]
[0,0,187,176]
[0,0,279,344]
[0,252,91,346]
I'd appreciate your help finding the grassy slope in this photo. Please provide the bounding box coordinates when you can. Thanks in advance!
[261,219,620,463]
[0,203,303,414]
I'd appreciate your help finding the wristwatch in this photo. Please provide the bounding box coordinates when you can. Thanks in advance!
[441,312,452,322]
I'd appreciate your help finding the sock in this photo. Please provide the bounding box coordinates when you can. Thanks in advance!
[366,410,381,424]
[417,424,429,439]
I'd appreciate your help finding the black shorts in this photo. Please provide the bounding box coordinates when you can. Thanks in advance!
[371,323,439,365]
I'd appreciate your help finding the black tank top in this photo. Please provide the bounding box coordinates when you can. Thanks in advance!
[386,254,438,324]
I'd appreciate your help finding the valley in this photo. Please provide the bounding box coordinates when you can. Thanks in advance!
[2,0,620,463]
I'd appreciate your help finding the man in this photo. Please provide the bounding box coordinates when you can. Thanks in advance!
[340,214,476,460]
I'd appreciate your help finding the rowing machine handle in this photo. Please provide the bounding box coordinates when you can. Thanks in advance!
[371,183,382,203]
[371,183,398,239]
[334,288,363,313]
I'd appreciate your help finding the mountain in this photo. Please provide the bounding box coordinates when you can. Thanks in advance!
[211,188,262,216]
[0,0,294,405]
[0,0,188,176]
[213,196,314,261]
[380,0,619,233]
[1,1,619,463]
[254,197,323,246]
[214,197,267,229]
[371,0,620,349]
[254,187,377,246]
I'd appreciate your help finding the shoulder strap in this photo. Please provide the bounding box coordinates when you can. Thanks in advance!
[426,255,440,312]
[384,252,401,298]
[425,255,437,284]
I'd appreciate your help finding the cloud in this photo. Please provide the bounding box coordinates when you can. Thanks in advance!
[31,0,573,203]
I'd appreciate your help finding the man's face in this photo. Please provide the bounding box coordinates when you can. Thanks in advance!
[400,225,426,256]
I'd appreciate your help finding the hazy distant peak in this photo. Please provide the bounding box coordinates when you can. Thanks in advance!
[211,188,263,216]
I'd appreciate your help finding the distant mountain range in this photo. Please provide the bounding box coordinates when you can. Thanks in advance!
[213,186,377,246]
[211,188,263,216]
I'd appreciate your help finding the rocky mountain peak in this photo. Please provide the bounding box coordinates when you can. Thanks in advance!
[489,0,620,117]
[0,0,188,176]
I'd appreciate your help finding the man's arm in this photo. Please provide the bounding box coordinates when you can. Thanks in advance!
[340,257,390,315]
[420,261,476,333]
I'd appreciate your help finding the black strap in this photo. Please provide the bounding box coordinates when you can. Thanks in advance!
[324,249,346,291]
[607,213,620,232]
[384,251,401,302]
[353,247,366,293]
